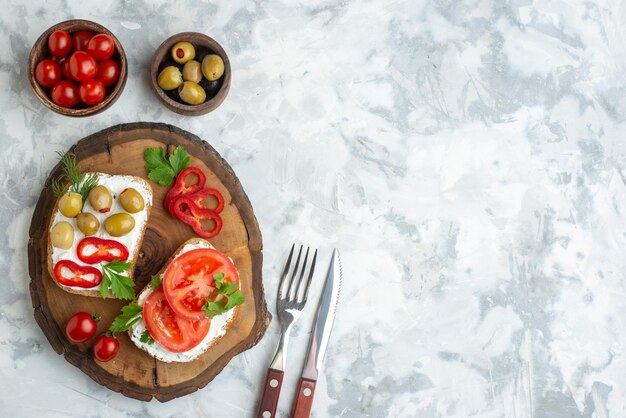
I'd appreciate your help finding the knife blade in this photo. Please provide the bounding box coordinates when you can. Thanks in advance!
[291,249,342,418]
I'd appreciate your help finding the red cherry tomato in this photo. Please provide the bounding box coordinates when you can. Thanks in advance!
[95,59,120,87]
[163,248,240,319]
[51,80,80,107]
[92,334,119,362]
[65,312,99,343]
[35,59,62,88]
[143,287,211,352]
[48,30,72,58]
[69,51,97,82]
[53,260,102,288]
[87,34,115,61]
[72,30,93,52]
[61,59,73,80]
[79,79,105,105]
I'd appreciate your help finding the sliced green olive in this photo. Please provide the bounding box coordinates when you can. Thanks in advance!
[58,191,82,218]
[51,221,74,249]
[171,41,195,64]
[89,185,112,213]
[182,60,202,83]
[119,188,144,213]
[201,54,224,81]
[157,66,183,90]
[76,212,100,236]
[178,81,206,105]
[104,213,135,237]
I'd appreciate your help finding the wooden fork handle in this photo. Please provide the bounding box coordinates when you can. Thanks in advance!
[291,377,317,418]
[256,368,284,418]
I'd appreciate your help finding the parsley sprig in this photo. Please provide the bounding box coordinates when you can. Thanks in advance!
[140,330,155,345]
[109,303,143,332]
[202,273,245,319]
[51,151,99,201]
[99,260,135,300]
[144,146,190,186]
[151,275,162,289]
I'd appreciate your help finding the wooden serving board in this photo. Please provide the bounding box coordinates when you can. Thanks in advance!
[27,123,271,402]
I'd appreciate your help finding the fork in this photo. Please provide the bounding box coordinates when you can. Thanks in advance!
[256,244,317,418]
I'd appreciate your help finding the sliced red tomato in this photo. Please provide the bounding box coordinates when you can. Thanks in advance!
[76,237,129,264]
[54,260,102,288]
[162,248,239,319]
[143,287,211,352]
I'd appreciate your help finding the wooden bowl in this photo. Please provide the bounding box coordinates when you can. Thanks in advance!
[28,19,128,117]
[151,32,231,116]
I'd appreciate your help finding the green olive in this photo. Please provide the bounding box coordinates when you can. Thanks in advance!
[58,192,82,218]
[104,213,135,237]
[178,81,206,105]
[201,54,224,81]
[51,221,74,249]
[171,42,195,64]
[89,185,112,213]
[157,66,183,90]
[76,212,100,236]
[119,188,145,213]
[182,60,202,83]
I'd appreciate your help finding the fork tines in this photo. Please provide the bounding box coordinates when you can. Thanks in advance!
[278,243,317,304]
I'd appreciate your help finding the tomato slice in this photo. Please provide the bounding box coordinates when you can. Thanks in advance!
[162,248,239,319]
[143,287,211,352]
[54,260,102,288]
[76,237,129,264]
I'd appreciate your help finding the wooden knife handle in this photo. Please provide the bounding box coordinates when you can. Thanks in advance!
[256,368,284,418]
[291,377,317,418]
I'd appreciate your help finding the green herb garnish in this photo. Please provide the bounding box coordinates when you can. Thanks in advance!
[144,146,190,186]
[140,330,155,345]
[201,272,244,319]
[51,151,99,201]
[109,302,142,332]
[151,275,162,289]
[100,260,135,300]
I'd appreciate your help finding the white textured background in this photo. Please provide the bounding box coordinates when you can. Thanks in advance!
[1,0,626,417]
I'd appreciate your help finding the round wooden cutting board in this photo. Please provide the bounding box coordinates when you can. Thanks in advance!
[27,123,271,402]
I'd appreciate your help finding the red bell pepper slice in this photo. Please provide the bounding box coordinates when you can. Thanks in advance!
[171,196,223,238]
[76,237,130,264]
[53,259,103,288]
[164,167,206,214]
[187,188,224,213]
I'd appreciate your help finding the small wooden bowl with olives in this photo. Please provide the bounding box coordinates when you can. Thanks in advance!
[150,32,231,116]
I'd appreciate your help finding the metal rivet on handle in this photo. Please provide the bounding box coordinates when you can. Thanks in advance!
[303,388,312,397]
[262,411,271,418]
[270,379,278,388]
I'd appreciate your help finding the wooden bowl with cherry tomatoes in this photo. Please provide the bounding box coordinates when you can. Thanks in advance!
[28,19,128,117]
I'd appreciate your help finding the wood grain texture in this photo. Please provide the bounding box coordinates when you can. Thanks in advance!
[28,19,128,117]
[28,123,271,402]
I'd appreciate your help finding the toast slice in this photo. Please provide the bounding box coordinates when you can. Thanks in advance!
[47,173,153,298]
[129,238,239,363]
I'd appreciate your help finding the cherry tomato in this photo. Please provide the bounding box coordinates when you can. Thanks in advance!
[35,59,62,88]
[65,312,99,343]
[51,80,80,107]
[87,34,115,61]
[95,59,120,87]
[48,30,72,58]
[92,334,119,362]
[69,51,97,82]
[72,30,93,52]
[79,79,105,105]
[61,58,73,80]
[163,248,240,319]
[143,287,211,352]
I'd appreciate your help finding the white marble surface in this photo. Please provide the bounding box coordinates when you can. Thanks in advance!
[1,0,626,417]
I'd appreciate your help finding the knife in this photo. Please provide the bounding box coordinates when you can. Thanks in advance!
[291,249,342,418]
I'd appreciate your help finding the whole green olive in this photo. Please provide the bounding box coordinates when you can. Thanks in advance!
[171,42,195,64]
[201,54,224,81]
[51,221,74,249]
[178,81,206,105]
[157,66,183,90]
[88,185,112,213]
[104,213,135,237]
[119,188,145,213]
[76,212,100,236]
[182,60,202,83]
[58,191,82,218]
